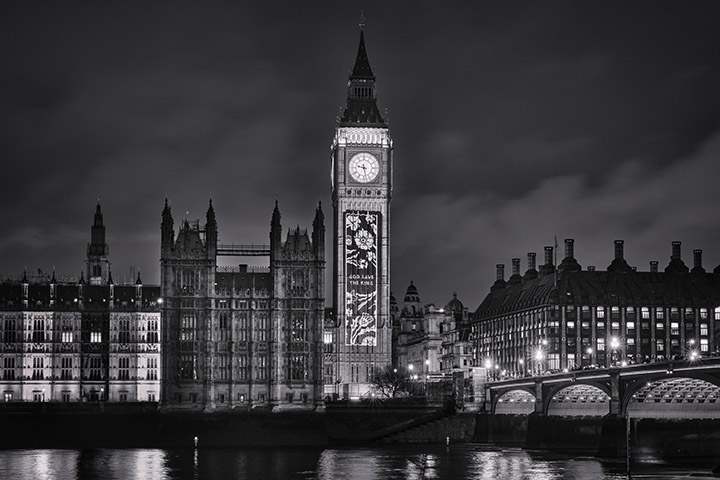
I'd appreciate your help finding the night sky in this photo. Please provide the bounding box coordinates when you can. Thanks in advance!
[2,2,720,310]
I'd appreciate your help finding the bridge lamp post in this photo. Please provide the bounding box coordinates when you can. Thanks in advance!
[534,349,544,375]
[424,359,430,395]
[484,358,493,379]
[687,339,698,361]
[610,337,619,367]
[518,358,524,377]
[585,347,593,368]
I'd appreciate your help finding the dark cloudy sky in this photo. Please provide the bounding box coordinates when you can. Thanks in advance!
[2,2,720,309]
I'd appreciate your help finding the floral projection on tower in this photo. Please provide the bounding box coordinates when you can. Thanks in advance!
[345,211,379,346]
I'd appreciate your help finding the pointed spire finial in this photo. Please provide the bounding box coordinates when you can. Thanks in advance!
[359,10,366,30]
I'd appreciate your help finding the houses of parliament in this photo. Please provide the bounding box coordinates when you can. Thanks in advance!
[0,25,393,410]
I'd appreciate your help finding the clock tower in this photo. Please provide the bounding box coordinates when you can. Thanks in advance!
[328,22,393,398]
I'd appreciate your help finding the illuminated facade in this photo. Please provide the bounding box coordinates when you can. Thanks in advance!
[395,283,473,379]
[472,239,720,377]
[160,200,325,410]
[0,203,161,403]
[327,25,393,398]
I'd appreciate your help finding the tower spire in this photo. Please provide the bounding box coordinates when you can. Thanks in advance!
[340,17,385,127]
[87,200,110,285]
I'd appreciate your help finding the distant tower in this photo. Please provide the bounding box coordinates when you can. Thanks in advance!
[86,200,110,285]
[330,19,393,396]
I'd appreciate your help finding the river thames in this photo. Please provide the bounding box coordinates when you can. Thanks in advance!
[1,444,716,480]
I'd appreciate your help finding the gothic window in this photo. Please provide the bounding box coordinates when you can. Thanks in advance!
[32,318,45,343]
[3,357,15,380]
[256,355,267,380]
[291,316,305,343]
[237,356,248,380]
[218,312,230,341]
[118,357,130,380]
[237,314,248,342]
[147,320,159,343]
[88,356,103,380]
[62,321,73,343]
[290,355,307,381]
[179,354,195,380]
[218,355,229,380]
[32,357,44,379]
[3,319,16,343]
[257,315,268,342]
[90,331,102,343]
[180,314,195,341]
[147,357,158,380]
[61,357,72,380]
[118,319,130,343]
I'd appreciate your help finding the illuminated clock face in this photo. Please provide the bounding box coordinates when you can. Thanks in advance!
[348,153,379,183]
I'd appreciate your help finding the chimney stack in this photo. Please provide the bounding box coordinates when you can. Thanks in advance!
[671,241,681,260]
[650,261,658,273]
[527,252,536,271]
[565,238,575,259]
[508,258,522,284]
[491,264,507,292]
[539,246,555,275]
[692,249,705,274]
[665,241,689,274]
[608,239,631,273]
[614,240,624,260]
[693,249,702,269]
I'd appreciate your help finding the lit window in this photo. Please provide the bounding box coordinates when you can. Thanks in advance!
[626,322,635,330]
[670,322,679,336]
[90,332,102,343]
[596,307,605,319]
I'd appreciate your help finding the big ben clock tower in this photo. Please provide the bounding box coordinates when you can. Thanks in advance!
[328,20,393,398]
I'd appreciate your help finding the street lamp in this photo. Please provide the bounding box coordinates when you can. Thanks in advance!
[585,347,593,368]
[610,337,619,367]
[518,358,525,377]
[424,359,430,396]
[534,349,544,375]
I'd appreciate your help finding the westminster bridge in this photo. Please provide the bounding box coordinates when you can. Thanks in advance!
[483,357,720,418]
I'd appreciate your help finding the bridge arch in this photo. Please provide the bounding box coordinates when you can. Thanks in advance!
[545,382,611,417]
[493,388,536,415]
[624,374,720,418]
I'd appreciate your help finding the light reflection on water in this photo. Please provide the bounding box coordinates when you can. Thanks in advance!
[0,445,700,479]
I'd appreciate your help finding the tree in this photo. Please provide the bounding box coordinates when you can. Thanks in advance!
[370,364,413,398]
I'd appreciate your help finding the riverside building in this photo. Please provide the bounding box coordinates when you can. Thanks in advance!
[0,203,162,403]
[472,239,720,377]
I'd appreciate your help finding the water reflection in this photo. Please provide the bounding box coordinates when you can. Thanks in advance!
[0,445,690,479]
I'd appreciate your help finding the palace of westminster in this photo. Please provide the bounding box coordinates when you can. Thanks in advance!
[1,27,719,410]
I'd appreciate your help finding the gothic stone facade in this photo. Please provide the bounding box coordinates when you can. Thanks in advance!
[0,203,161,403]
[160,200,325,410]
